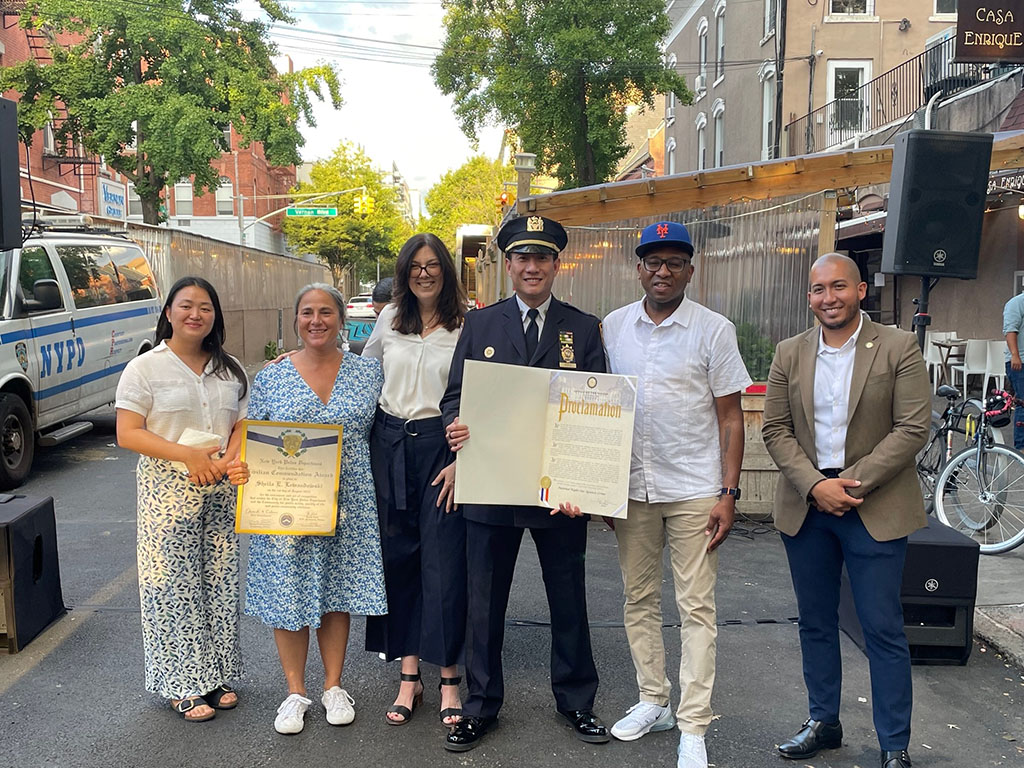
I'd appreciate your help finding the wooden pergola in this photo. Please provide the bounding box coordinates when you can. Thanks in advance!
[516,131,1024,254]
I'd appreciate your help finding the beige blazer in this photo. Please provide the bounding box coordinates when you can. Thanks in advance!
[762,318,931,541]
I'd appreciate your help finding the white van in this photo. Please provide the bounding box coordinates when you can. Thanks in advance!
[0,216,161,487]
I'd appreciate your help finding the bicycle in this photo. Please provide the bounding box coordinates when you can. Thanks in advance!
[931,389,1024,554]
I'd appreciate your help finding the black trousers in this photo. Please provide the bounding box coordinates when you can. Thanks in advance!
[365,410,467,666]
[463,517,599,719]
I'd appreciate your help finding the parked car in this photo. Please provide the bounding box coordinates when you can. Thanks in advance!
[346,293,376,319]
[0,214,161,487]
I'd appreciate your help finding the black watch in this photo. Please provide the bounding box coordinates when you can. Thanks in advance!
[719,486,741,501]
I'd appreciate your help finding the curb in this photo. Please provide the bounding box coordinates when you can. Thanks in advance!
[974,607,1024,672]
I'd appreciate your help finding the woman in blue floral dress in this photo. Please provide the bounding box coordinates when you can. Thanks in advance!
[245,283,387,735]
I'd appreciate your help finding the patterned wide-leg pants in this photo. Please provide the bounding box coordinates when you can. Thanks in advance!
[136,457,242,699]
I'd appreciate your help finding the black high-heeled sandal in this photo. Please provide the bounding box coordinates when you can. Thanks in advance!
[439,675,463,726]
[385,671,423,726]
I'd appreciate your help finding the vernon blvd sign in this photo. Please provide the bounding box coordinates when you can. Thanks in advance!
[956,1,1024,63]
[285,207,338,217]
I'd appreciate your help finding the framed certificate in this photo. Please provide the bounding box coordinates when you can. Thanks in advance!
[235,420,344,535]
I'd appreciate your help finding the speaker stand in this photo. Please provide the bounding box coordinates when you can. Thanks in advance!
[913,276,938,353]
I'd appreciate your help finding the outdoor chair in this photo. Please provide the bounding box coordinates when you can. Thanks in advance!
[983,339,1007,397]
[950,339,989,399]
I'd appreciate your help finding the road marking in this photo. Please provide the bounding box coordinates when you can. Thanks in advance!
[0,562,137,697]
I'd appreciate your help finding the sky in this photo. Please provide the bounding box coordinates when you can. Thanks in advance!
[250,0,505,213]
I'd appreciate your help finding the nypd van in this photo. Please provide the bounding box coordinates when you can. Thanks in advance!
[0,215,161,487]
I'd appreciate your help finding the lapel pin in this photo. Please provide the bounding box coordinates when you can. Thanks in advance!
[865,341,874,349]
[484,346,495,358]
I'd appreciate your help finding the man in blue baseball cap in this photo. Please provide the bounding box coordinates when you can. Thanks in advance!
[599,219,750,768]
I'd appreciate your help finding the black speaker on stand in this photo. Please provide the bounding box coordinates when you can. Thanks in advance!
[880,129,993,350]
[0,97,21,252]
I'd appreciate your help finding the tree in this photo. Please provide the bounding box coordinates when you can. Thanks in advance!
[421,155,515,250]
[1,0,341,223]
[282,142,412,287]
[433,0,691,189]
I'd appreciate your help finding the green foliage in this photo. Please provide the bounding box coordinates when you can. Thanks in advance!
[264,339,283,360]
[281,142,413,286]
[0,0,341,223]
[421,156,515,251]
[433,0,691,189]
[734,322,776,383]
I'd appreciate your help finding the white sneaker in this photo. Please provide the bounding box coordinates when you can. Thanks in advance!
[322,686,355,726]
[611,701,676,741]
[274,693,312,734]
[677,731,708,768]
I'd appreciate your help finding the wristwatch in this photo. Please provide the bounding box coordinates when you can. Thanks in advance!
[719,486,741,500]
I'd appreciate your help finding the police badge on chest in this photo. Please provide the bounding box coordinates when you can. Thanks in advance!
[558,331,576,369]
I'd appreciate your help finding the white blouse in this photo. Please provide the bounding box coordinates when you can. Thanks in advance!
[362,304,460,421]
[115,341,249,447]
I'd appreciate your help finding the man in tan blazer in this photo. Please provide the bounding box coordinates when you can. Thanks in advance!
[762,253,930,768]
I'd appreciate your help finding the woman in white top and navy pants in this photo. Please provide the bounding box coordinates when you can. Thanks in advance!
[363,233,467,727]
[116,276,250,722]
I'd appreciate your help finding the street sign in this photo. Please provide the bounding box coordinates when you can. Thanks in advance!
[286,207,338,217]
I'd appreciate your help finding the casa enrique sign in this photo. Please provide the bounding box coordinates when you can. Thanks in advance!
[956,1,1024,64]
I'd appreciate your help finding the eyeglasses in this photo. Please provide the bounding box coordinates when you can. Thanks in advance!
[640,256,691,274]
[410,262,442,276]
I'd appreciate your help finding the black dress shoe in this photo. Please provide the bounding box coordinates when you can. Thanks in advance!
[777,718,843,759]
[557,709,610,743]
[444,716,497,752]
[881,749,912,768]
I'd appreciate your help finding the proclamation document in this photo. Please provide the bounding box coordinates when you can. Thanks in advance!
[235,420,343,536]
[454,360,636,518]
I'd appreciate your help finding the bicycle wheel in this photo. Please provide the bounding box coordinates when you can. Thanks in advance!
[916,420,944,514]
[934,443,1024,554]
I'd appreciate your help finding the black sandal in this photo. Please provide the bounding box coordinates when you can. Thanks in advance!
[439,675,463,726]
[172,697,215,722]
[203,683,238,710]
[385,672,423,726]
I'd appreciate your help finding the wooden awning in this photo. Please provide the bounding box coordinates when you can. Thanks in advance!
[516,130,1024,227]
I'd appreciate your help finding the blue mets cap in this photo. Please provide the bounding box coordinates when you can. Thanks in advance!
[635,221,694,258]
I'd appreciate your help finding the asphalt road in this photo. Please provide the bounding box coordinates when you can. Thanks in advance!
[0,407,1022,767]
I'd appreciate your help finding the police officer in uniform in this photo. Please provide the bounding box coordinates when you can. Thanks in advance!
[440,214,609,752]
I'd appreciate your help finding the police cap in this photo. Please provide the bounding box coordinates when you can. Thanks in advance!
[496,215,568,257]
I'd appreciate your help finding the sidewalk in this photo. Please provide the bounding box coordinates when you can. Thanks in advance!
[975,549,1024,671]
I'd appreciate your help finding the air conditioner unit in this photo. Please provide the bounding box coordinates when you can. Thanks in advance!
[695,74,706,92]
[666,106,676,121]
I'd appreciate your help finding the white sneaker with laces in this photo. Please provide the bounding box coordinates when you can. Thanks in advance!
[677,731,709,768]
[322,686,355,726]
[611,701,676,741]
[274,693,313,734]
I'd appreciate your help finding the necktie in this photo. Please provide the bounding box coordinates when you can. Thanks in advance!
[525,307,539,361]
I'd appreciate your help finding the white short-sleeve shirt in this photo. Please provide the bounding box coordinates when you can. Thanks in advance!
[603,296,752,502]
[115,341,249,446]
[361,304,460,420]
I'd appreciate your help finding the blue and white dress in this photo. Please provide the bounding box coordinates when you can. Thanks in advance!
[245,354,388,630]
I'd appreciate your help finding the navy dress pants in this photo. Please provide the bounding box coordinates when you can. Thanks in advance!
[781,507,912,752]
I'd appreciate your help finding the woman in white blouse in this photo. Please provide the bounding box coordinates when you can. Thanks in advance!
[115,276,249,723]
[363,233,468,727]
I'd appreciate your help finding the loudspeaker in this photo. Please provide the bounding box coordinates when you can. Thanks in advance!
[0,495,65,653]
[0,97,20,252]
[881,129,993,279]
[839,518,979,665]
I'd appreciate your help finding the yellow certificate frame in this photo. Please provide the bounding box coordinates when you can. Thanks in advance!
[235,419,344,536]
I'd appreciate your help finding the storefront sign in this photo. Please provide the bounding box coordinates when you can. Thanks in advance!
[97,177,127,220]
[956,2,1024,63]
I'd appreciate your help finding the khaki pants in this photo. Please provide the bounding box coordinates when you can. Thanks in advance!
[614,497,719,734]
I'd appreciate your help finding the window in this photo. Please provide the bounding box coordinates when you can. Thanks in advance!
[222,123,232,151]
[695,113,707,170]
[18,247,63,311]
[827,60,871,138]
[760,61,777,160]
[935,0,956,13]
[697,17,708,89]
[127,184,142,218]
[829,0,870,13]
[764,0,777,36]
[108,245,157,301]
[666,53,677,121]
[57,246,125,308]
[712,99,725,168]
[42,116,55,154]
[216,176,234,216]
[666,137,677,175]
[174,180,193,216]
[714,2,726,81]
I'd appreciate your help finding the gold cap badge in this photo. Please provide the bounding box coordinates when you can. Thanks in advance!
[527,216,544,232]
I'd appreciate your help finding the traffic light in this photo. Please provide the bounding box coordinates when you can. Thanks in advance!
[353,196,363,215]
[498,191,509,210]
[364,195,374,215]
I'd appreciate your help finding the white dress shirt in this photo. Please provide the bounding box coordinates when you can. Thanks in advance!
[362,303,460,420]
[813,312,865,469]
[115,341,248,447]
[515,294,552,337]
[604,296,752,502]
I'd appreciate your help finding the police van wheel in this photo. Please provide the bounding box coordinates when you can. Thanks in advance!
[0,394,34,489]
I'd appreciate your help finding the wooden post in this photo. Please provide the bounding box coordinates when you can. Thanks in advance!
[818,188,837,256]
